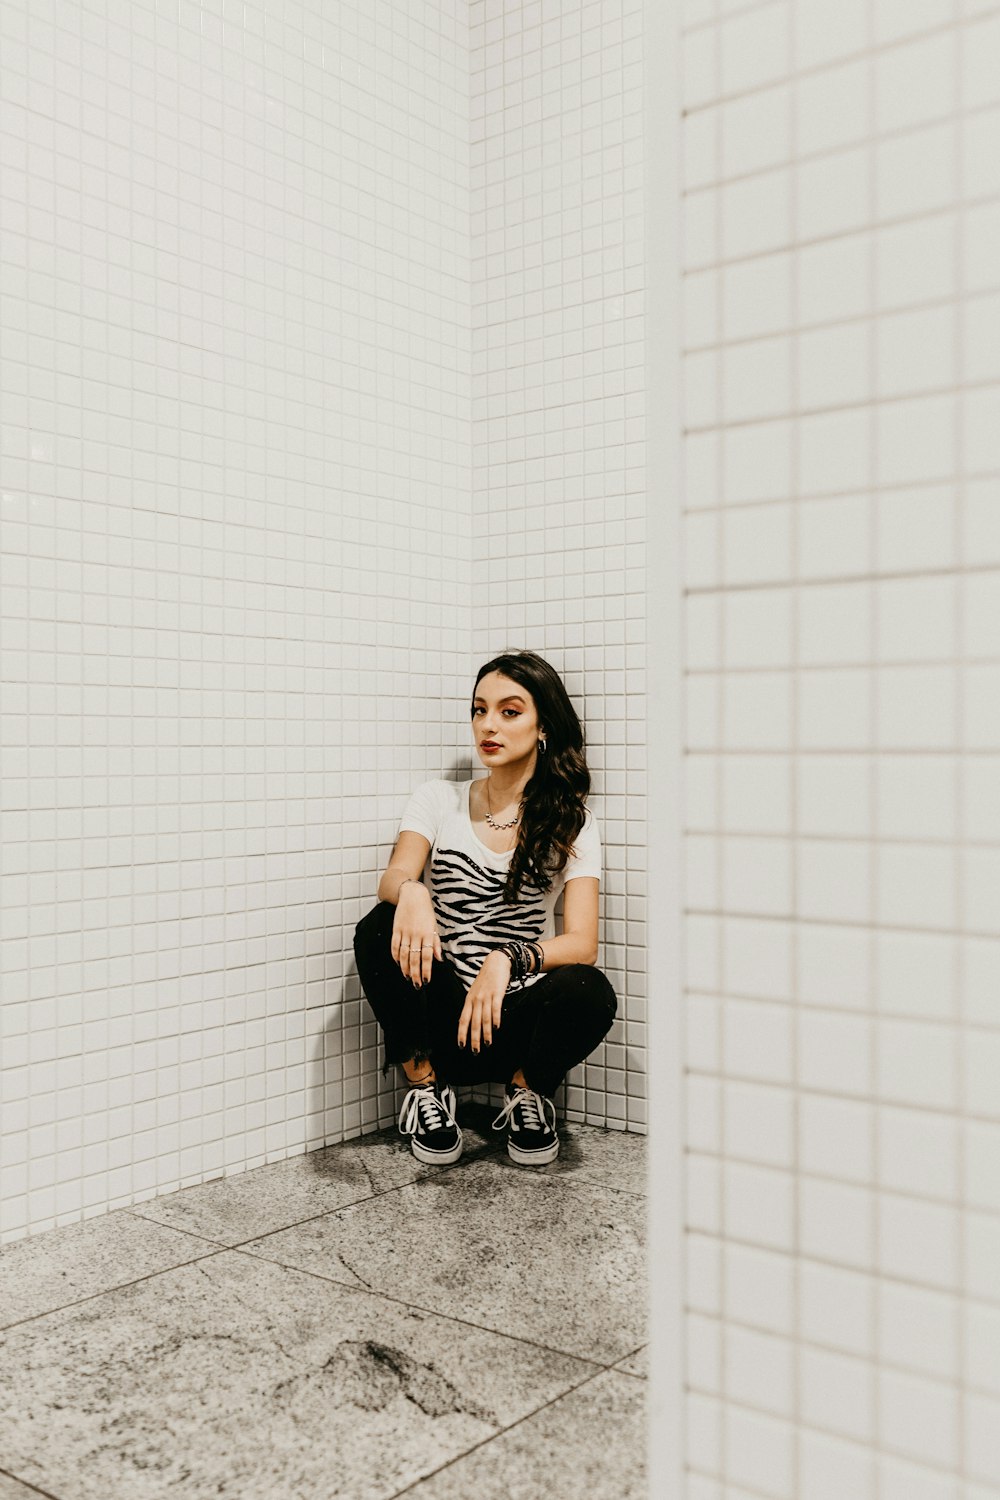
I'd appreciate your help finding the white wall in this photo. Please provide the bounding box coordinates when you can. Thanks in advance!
[0,0,472,1241]
[467,0,648,1131]
[0,0,650,1245]
[675,1,1000,1496]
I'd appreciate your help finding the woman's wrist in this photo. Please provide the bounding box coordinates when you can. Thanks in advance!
[493,940,543,981]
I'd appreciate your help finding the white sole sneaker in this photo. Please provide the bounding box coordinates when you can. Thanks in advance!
[411,1134,464,1166]
[507,1135,559,1166]
[399,1082,463,1166]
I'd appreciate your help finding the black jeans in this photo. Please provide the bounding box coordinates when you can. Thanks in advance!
[353,900,618,1099]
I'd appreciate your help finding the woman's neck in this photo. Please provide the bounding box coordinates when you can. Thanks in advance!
[482,764,532,806]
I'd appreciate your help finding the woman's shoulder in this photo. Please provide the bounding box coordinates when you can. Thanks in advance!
[404,777,466,812]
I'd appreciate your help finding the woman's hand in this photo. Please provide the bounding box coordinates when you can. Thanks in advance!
[457,950,512,1053]
[391,881,442,987]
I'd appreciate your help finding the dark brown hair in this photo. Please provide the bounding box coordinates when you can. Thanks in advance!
[472,650,590,902]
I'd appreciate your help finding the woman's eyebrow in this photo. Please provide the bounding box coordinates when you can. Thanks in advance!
[473,694,525,705]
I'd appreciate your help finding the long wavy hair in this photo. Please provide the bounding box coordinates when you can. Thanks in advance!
[471,650,590,903]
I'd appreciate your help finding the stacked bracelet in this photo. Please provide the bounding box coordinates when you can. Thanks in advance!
[495,939,544,982]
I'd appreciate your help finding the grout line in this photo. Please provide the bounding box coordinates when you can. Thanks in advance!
[2,1140,645,1356]
[685,1305,989,1400]
[384,1361,641,1499]
[685,559,1000,591]
[868,19,885,1475]
[227,1240,625,1373]
[684,1380,978,1478]
[683,1224,999,1317]
[953,0,970,1479]
[682,189,1000,273]
[681,829,1000,851]
[682,1065,992,1120]
[681,93,1000,195]
[0,1137,496,1331]
[786,7,803,1486]
[681,746,998,757]
[682,371,1000,434]
[681,463,1000,512]
[680,906,1000,940]
[710,0,728,1485]
[680,7,1000,115]
[0,1470,62,1500]
[681,288,1000,358]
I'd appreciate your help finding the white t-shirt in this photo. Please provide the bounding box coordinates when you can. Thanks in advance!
[397,777,601,994]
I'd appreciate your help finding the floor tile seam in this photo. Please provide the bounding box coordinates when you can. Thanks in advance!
[383,1362,642,1500]
[0,1152,495,1332]
[120,1140,501,1253]
[0,1465,62,1500]
[226,1240,617,1370]
[0,1240,231,1335]
[463,1159,650,1208]
[613,1338,649,1365]
[0,1142,637,1336]
[0,1146,641,1338]
[569,1174,648,1200]
[0,1239,618,1384]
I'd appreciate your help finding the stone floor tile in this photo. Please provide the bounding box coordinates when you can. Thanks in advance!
[0,1248,595,1500]
[0,1211,217,1330]
[545,1122,647,1196]
[0,1474,56,1499]
[129,1126,491,1247]
[392,1367,646,1499]
[240,1154,646,1364]
[613,1344,648,1378]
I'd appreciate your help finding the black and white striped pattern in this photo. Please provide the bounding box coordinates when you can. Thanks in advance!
[431,846,547,993]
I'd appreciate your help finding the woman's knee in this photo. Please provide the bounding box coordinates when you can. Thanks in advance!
[353,899,395,947]
[546,963,617,1016]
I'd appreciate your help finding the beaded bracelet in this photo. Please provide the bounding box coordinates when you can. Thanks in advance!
[494,939,544,982]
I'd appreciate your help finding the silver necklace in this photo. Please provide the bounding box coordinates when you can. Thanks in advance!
[484,779,521,831]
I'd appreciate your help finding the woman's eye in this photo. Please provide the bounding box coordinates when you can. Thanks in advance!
[503,709,519,717]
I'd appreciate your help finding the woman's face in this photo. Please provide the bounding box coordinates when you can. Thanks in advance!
[472,671,544,772]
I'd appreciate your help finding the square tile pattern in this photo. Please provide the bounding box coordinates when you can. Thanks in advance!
[679,0,1000,1494]
[0,1120,646,1500]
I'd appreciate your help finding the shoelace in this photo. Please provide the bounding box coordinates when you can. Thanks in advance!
[491,1085,555,1136]
[398,1084,457,1137]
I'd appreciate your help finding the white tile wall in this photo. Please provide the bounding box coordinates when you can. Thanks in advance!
[0,0,648,1245]
[467,0,647,1133]
[678,0,1000,1496]
[0,0,473,1240]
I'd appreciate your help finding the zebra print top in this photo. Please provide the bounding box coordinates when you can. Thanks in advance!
[397,777,602,994]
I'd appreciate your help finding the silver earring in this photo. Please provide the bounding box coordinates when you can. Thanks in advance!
[538,736,547,753]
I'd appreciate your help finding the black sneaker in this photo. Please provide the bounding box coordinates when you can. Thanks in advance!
[398,1082,463,1165]
[491,1083,559,1166]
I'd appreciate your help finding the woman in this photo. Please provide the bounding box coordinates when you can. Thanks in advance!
[353,650,617,1168]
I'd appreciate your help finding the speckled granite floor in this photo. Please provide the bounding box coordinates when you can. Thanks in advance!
[0,1105,647,1500]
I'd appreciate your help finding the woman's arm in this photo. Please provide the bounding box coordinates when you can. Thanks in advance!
[536,875,599,969]
[457,876,600,1053]
[377,830,441,985]
[377,830,432,904]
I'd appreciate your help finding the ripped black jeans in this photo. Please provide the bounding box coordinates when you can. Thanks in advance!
[353,900,618,1099]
